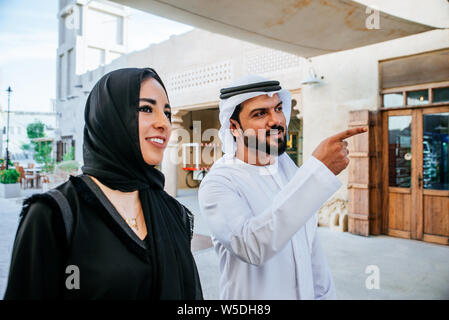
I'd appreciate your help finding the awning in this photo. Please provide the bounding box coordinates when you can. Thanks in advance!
[111,0,435,57]
[30,138,54,143]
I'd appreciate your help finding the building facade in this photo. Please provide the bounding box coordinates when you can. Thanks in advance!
[56,0,449,245]
[1,110,57,163]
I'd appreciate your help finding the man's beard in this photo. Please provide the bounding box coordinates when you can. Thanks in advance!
[243,125,287,157]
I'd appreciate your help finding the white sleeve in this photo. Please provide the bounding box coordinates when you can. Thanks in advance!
[198,156,342,266]
[311,231,337,299]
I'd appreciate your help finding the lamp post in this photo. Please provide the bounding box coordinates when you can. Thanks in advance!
[5,86,12,170]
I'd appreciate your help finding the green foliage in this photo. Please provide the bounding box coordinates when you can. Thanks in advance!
[21,143,32,151]
[26,121,53,169]
[0,169,20,184]
[57,160,79,173]
[26,121,45,139]
[42,159,56,173]
[0,158,13,166]
[34,142,52,164]
[62,146,75,161]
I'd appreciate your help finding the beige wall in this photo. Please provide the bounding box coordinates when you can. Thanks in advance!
[302,29,449,201]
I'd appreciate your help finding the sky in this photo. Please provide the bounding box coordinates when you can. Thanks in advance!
[0,0,192,113]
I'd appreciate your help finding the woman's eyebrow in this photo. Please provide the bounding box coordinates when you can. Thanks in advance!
[139,98,156,105]
[140,98,170,110]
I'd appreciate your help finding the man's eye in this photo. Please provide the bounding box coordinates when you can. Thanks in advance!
[276,106,283,112]
[254,111,265,118]
[138,106,152,113]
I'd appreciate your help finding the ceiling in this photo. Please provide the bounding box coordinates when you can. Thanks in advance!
[111,0,435,57]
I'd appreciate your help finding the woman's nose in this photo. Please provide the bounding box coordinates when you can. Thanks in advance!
[152,110,169,131]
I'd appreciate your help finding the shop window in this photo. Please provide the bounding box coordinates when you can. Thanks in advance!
[407,90,428,106]
[433,87,449,103]
[383,93,403,107]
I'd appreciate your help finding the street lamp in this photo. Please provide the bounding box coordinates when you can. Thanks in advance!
[5,86,12,170]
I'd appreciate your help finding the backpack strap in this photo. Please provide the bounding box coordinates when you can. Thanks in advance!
[181,204,194,241]
[45,189,74,246]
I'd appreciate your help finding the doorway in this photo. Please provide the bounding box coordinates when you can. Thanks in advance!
[382,107,449,245]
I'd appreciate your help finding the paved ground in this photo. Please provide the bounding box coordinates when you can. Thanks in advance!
[0,188,37,298]
[177,189,449,300]
[1,188,448,299]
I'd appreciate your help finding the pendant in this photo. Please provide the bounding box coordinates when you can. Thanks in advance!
[125,218,138,230]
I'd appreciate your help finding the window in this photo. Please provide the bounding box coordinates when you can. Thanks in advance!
[381,83,449,109]
[407,90,428,106]
[67,49,73,96]
[388,116,412,188]
[433,87,449,103]
[59,54,66,100]
[383,93,403,107]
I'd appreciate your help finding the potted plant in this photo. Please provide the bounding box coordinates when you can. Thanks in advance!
[0,168,21,198]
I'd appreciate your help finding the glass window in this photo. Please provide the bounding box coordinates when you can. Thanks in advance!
[388,116,412,188]
[407,90,428,105]
[433,87,449,103]
[383,93,403,107]
[423,113,449,190]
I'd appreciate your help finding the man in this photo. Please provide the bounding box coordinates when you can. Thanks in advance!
[198,75,367,300]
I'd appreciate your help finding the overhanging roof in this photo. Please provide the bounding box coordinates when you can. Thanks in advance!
[111,0,435,57]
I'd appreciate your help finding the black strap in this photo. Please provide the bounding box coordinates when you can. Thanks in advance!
[46,189,73,246]
[219,80,281,99]
[181,205,194,241]
[43,181,192,247]
[220,80,279,94]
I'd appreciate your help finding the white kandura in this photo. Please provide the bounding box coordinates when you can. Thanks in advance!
[199,74,342,299]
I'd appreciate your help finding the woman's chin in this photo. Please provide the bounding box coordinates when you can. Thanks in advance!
[142,155,163,166]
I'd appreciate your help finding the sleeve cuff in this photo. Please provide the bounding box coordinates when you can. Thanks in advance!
[309,155,343,191]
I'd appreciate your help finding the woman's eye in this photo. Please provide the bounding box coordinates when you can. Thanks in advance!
[138,106,152,113]
[164,111,172,120]
[276,106,283,112]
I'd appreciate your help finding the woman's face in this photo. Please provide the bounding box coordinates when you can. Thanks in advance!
[138,77,172,166]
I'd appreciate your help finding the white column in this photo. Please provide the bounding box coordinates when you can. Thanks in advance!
[161,110,187,197]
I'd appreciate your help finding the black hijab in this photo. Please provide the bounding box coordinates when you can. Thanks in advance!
[82,67,203,299]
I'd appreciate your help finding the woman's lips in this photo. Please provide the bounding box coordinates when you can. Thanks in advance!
[145,136,167,149]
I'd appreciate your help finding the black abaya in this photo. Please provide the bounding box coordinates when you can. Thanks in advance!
[4,68,203,300]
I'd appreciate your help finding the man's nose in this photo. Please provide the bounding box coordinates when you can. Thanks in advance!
[267,110,281,128]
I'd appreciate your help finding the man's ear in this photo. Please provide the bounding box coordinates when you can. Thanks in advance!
[229,119,242,138]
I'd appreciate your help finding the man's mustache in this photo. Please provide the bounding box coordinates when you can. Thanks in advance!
[266,125,285,136]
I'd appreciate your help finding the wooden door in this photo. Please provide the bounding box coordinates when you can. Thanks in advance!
[382,107,449,245]
[420,107,449,245]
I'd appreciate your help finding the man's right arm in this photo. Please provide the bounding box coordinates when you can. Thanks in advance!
[198,156,342,266]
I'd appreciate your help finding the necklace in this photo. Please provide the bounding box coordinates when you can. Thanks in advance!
[125,218,138,230]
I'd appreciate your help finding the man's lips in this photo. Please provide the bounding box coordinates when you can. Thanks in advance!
[266,128,285,140]
[267,131,283,139]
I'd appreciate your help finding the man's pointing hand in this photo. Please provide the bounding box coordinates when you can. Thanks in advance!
[312,127,368,176]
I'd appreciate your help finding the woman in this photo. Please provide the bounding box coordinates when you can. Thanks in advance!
[4,68,203,299]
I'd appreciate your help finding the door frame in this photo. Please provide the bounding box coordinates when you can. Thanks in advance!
[381,106,449,243]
